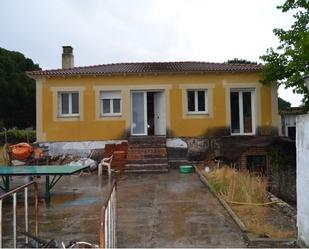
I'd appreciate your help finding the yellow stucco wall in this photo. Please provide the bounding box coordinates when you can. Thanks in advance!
[37,72,278,141]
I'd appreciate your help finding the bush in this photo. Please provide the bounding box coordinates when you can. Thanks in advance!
[0,129,36,145]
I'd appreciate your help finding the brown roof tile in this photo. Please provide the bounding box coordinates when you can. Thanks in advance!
[280,107,306,115]
[27,61,262,77]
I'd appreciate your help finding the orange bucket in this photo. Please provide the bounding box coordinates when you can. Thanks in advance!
[10,143,33,160]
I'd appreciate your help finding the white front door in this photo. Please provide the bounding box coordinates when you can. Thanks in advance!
[154,91,166,135]
[131,91,147,135]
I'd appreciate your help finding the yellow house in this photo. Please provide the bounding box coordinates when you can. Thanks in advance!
[27,46,280,142]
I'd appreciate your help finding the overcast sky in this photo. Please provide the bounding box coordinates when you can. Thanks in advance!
[0,0,303,106]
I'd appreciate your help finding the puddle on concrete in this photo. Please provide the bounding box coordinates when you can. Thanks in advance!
[2,174,112,247]
[43,192,83,208]
[59,196,99,208]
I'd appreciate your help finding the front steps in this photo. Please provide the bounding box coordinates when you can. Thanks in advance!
[125,136,169,173]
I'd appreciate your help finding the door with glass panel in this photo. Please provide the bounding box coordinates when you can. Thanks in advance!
[131,91,147,135]
[230,89,255,135]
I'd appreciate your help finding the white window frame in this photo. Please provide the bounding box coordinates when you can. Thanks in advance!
[186,89,208,114]
[100,91,122,117]
[58,91,80,117]
[230,88,256,135]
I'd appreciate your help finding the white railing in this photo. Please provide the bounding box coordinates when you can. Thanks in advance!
[99,179,117,248]
[0,181,39,248]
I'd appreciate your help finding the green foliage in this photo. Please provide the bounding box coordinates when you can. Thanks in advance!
[0,129,36,145]
[260,0,309,108]
[0,47,40,128]
[208,176,230,195]
[226,58,257,64]
[278,97,292,110]
[268,148,291,171]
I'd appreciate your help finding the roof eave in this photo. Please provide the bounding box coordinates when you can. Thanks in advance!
[26,69,261,78]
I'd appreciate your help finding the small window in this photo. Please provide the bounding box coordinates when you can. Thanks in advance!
[58,92,79,116]
[247,155,267,175]
[187,90,207,114]
[101,91,121,116]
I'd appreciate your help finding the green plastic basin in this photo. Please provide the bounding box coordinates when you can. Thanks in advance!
[179,165,193,174]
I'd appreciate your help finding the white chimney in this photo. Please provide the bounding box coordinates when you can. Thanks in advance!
[62,46,74,69]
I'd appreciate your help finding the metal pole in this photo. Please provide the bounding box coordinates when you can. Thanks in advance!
[105,208,108,248]
[115,183,118,248]
[45,176,50,201]
[99,205,106,248]
[34,183,39,248]
[109,200,111,248]
[13,193,17,248]
[0,199,2,249]
[25,187,29,245]
[4,176,10,192]
[112,190,114,248]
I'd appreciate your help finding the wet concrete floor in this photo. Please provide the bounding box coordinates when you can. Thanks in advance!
[1,174,111,247]
[2,170,246,248]
[117,170,246,247]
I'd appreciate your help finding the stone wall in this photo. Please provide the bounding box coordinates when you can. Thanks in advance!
[269,164,296,206]
[267,139,296,206]
[183,138,210,161]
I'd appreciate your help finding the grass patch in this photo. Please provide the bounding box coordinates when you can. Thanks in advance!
[232,205,296,239]
[201,165,297,239]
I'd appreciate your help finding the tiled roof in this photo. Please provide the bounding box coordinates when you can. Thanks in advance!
[280,107,306,115]
[27,61,262,77]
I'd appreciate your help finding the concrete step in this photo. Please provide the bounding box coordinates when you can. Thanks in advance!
[128,143,166,148]
[127,147,167,153]
[129,136,166,145]
[127,147,167,160]
[125,163,169,173]
[126,136,168,173]
[126,158,168,165]
[168,159,191,169]
[124,168,169,173]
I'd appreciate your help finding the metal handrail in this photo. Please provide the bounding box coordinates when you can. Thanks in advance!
[0,181,39,248]
[99,179,117,248]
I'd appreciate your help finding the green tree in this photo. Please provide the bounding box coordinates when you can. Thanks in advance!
[278,97,292,111]
[0,47,40,128]
[260,0,309,108]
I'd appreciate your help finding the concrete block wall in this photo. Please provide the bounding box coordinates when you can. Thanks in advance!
[296,114,309,247]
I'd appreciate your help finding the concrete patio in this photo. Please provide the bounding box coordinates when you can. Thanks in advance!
[117,170,246,247]
[2,169,246,247]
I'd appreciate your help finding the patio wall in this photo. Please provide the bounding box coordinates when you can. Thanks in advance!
[296,114,309,247]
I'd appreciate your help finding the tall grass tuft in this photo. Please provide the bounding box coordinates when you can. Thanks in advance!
[205,166,268,204]
[0,145,9,165]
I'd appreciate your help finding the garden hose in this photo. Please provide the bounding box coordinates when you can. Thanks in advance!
[227,200,284,206]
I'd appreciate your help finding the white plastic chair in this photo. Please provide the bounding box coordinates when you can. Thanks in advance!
[98,155,113,177]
